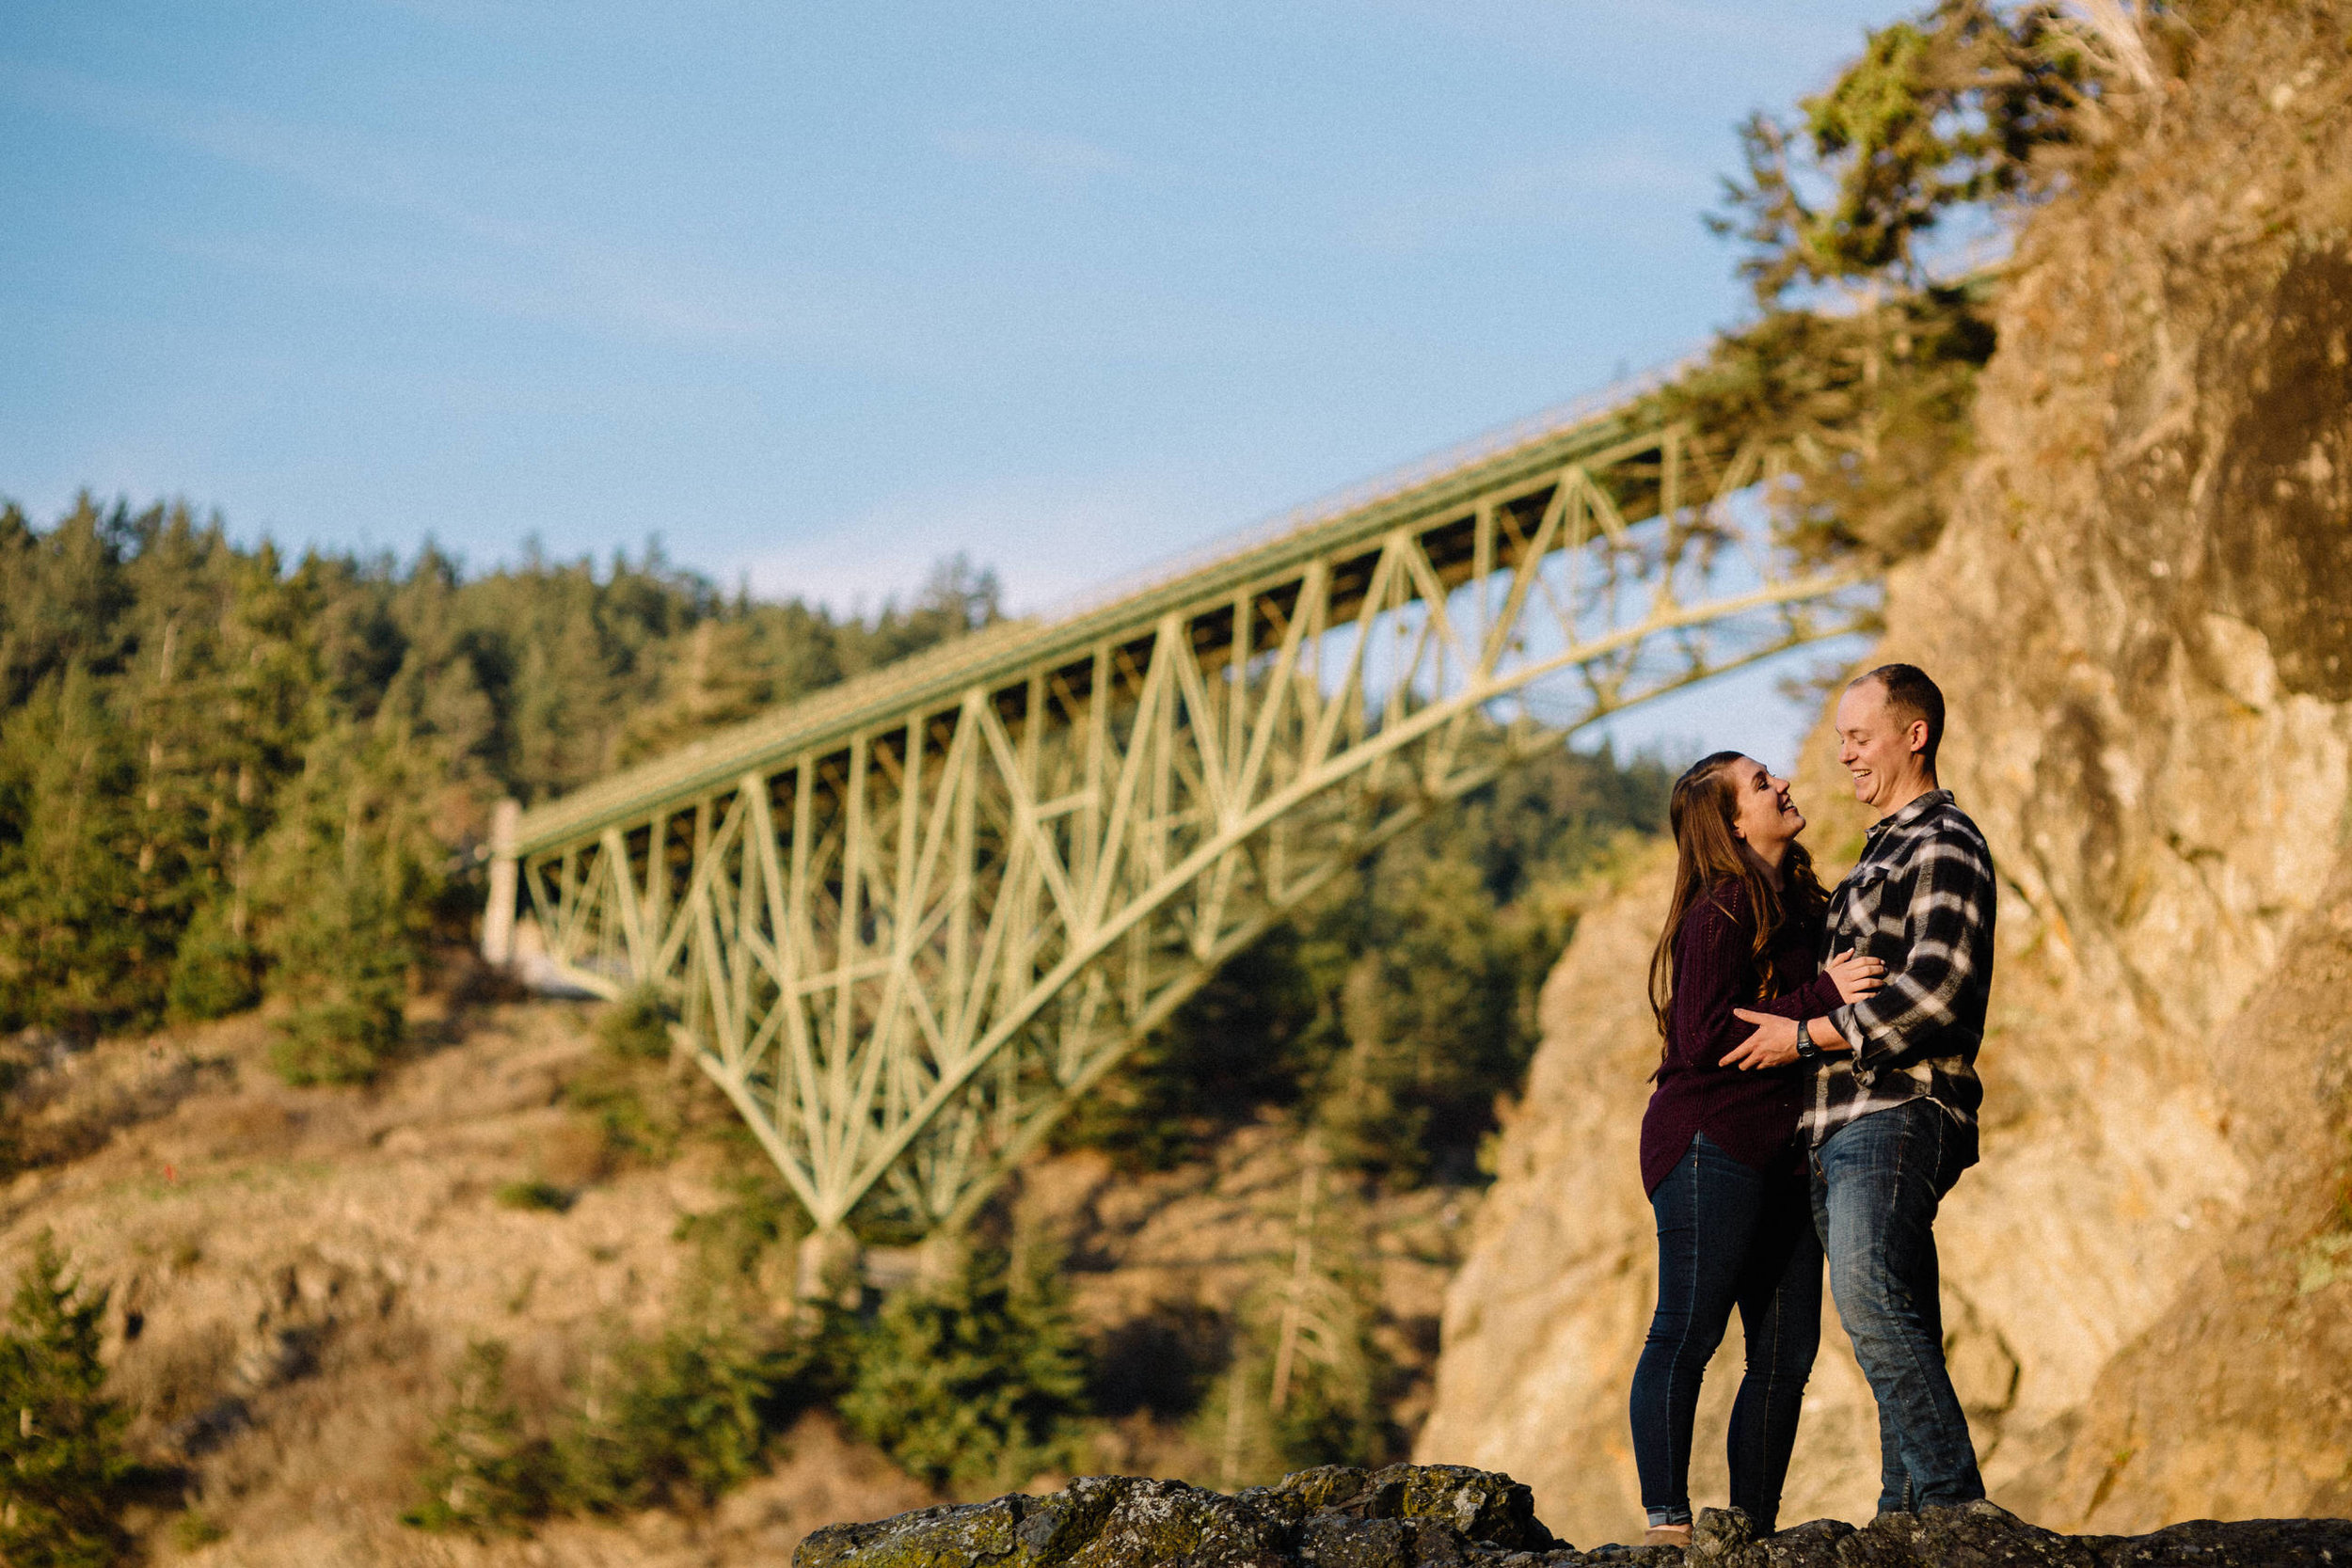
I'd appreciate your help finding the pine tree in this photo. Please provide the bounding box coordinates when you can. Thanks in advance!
[256,720,441,1085]
[0,668,167,1037]
[840,1239,1089,1490]
[164,900,262,1022]
[120,508,301,1007]
[0,498,134,709]
[0,1234,134,1568]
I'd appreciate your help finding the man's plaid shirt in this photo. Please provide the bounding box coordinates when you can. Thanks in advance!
[1805,788,1996,1159]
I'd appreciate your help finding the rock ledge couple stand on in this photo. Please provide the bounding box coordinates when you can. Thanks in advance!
[1631,663,1994,1546]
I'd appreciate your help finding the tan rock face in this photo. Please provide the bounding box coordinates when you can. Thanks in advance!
[1418,0,2352,1541]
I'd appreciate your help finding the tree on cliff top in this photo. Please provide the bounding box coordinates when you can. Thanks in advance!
[0,1234,135,1568]
[1629,2,2113,566]
[1717,0,2093,307]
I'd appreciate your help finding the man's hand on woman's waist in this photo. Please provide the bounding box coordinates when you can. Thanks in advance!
[1719,946,1881,1070]
[1721,1011,1854,1070]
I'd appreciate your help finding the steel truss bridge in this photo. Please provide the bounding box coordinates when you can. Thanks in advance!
[483,388,1875,1246]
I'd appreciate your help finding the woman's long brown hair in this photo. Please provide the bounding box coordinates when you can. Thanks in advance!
[1646,752,1830,1055]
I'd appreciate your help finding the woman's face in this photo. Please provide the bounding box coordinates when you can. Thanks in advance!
[1728,754,1804,854]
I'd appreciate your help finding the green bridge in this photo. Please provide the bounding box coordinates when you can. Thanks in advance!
[482,378,1875,1264]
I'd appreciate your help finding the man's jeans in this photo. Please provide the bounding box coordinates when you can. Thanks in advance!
[1811,1098,1985,1513]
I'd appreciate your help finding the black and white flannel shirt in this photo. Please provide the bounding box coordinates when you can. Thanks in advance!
[1804,788,1996,1162]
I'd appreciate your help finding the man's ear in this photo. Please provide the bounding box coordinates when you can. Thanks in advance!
[1906,718,1930,759]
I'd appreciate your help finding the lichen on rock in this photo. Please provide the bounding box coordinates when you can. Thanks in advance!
[791,1475,1295,1568]
[789,1467,2352,1568]
[791,1464,1556,1568]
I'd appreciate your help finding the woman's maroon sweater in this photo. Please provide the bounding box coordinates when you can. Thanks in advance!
[1638,878,1843,1196]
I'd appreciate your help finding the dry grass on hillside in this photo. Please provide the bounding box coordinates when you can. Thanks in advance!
[0,960,1478,1563]
[0,977,932,1563]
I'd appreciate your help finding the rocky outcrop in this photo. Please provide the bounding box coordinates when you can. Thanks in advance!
[1419,0,2352,1543]
[789,1465,2352,1568]
[794,1464,1552,1568]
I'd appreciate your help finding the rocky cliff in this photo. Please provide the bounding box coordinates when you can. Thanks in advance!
[1418,0,2352,1542]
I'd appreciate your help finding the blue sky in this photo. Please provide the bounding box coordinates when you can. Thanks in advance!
[3,0,1902,765]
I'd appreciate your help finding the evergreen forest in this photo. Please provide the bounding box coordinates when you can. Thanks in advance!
[0,491,1672,1174]
[0,501,997,1074]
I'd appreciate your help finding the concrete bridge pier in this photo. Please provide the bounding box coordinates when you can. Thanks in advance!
[795,1227,864,1307]
[481,798,521,966]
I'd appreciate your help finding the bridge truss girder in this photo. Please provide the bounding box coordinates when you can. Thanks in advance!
[494,416,1870,1236]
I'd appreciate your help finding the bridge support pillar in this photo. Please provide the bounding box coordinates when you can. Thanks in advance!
[915,1229,968,1291]
[482,799,521,966]
[796,1227,863,1308]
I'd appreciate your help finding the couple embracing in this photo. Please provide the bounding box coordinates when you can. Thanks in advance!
[1629,664,1997,1546]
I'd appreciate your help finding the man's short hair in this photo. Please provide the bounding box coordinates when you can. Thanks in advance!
[1851,663,1945,770]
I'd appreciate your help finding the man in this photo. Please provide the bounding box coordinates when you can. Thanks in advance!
[1720,663,1996,1515]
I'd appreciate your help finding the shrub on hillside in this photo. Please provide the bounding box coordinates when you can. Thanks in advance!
[0,1233,135,1568]
[406,1314,850,1535]
[596,986,675,1060]
[494,1179,574,1213]
[403,1340,555,1537]
[269,992,406,1086]
[572,1310,850,1510]
[566,989,692,1166]
[557,1323,781,1513]
[840,1242,1089,1490]
[674,1169,804,1289]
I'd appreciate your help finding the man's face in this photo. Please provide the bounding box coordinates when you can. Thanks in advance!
[1835,679,1926,811]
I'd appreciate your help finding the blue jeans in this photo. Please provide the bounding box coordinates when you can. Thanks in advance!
[1811,1098,1985,1513]
[1629,1132,1821,1534]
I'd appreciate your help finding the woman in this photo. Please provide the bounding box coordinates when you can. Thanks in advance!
[1629,752,1880,1545]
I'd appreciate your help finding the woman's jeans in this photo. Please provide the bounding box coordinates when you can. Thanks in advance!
[1811,1097,1985,1514]
[1629,1132,1822,1533]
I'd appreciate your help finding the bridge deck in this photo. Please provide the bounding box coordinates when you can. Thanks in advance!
[510,384,1687,857]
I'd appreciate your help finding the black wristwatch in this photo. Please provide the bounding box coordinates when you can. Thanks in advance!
[1794,1015,1823,1064]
